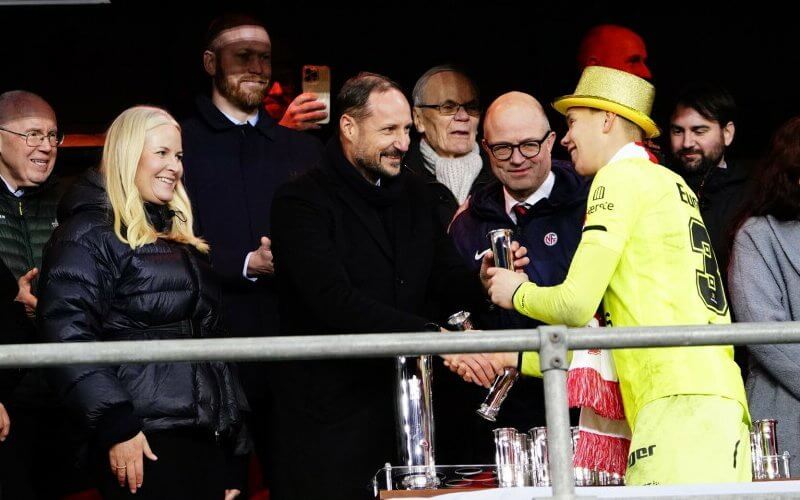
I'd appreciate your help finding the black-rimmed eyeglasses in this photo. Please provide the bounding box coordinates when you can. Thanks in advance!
[0,126,64,148]
[484,130,553,161]
[415,101,481,117]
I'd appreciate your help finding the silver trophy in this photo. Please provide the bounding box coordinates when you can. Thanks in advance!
[493,428,523,487]
[516,433,532,486]
[395,355,439,489]
[487,229,515,271]
[446,310,474,331]
[752,419,791,480]
[476,367,519,421]
[476,230,518,421]
[529,426,550,487]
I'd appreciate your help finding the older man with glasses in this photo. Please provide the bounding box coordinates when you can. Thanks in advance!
[405,65,494,230]
[0,90,87,499]
[0,90,64,314]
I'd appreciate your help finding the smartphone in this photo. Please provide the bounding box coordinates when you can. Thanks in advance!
[301,65,331,125]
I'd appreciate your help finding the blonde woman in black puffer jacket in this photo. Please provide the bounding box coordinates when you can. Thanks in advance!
[38,106,250,499]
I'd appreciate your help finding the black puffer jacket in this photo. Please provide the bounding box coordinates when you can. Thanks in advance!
[37,171,250,453]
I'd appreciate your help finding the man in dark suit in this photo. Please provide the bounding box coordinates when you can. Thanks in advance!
[180,12,324,488]
[269,72,526,500]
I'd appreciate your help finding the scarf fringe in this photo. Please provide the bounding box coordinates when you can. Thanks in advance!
[567,367,626,420]
[573,430,630,476]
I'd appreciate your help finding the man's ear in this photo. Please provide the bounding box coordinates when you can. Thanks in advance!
[542,130,556,155]
[480,138,491,156]
[412,107,425,134]
[602,111,616,134]
[340,114,357,142]
[723,121,735,147]
[203,50,217,77]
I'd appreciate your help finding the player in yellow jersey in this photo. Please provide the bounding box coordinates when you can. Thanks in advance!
[473,67,750,485]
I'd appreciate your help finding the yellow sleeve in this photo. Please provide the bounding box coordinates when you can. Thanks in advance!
[520,351,542,377]
[512,163,639,326]
[520,351,574,378]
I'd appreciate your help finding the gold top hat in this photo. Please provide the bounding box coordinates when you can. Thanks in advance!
[553,66,660,138]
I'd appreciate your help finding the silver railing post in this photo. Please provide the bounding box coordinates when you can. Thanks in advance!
[539,325,575,499]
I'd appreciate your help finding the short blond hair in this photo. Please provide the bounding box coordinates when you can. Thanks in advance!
[102,106,208,253]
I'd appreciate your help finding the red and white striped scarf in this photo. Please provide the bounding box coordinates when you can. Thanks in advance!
[567,321,631,476]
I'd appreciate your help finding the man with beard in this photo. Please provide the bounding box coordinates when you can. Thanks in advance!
[668,83,749,282]
[269,72,526,500]
[180,12,324,489]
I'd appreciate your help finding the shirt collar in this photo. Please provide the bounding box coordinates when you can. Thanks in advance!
[608,142,651,165]
[0,173,23,197]
[503,170,555,222]
[219,109,259,127]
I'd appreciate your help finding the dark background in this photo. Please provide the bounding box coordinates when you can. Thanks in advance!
[1,0,796,161]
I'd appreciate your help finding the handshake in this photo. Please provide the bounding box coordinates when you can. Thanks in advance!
[439,311,522,422]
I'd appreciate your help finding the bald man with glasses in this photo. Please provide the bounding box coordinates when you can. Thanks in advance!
[0,90,63,294]
[437,92,588,463]
[0,90,87,499]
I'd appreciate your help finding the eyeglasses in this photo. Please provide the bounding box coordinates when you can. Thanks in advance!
[0,126,64,147]
[416,100,481,117]
[484,130,553,161]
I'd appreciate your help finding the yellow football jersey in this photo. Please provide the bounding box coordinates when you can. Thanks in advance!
[514,156,747,427]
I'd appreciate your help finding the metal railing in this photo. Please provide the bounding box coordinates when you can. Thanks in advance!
[3,321,800,499]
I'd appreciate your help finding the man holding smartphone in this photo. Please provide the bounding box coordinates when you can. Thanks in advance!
[180,11,325,492]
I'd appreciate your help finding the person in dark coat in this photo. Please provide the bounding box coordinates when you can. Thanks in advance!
[37,106,251,499]
[667,82,751,283]
[405,66,494,230]
[179,16,325,479]
[0,258,24,442]
[0,89,89,499]
[442,92,588,463]
[269,72,527,500]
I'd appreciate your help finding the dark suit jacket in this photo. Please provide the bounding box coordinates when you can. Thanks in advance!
[181,95,324,346]
[0,259,31,401]
[268,138,486,500]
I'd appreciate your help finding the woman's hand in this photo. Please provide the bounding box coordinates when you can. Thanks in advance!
[224,489,241,499]
[109,431,158,494]
[0,402,10,442]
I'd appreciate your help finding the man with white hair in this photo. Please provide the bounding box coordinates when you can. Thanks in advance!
[406,65,493,228]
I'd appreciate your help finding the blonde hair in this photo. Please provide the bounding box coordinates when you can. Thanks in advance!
[102,106,209,253]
